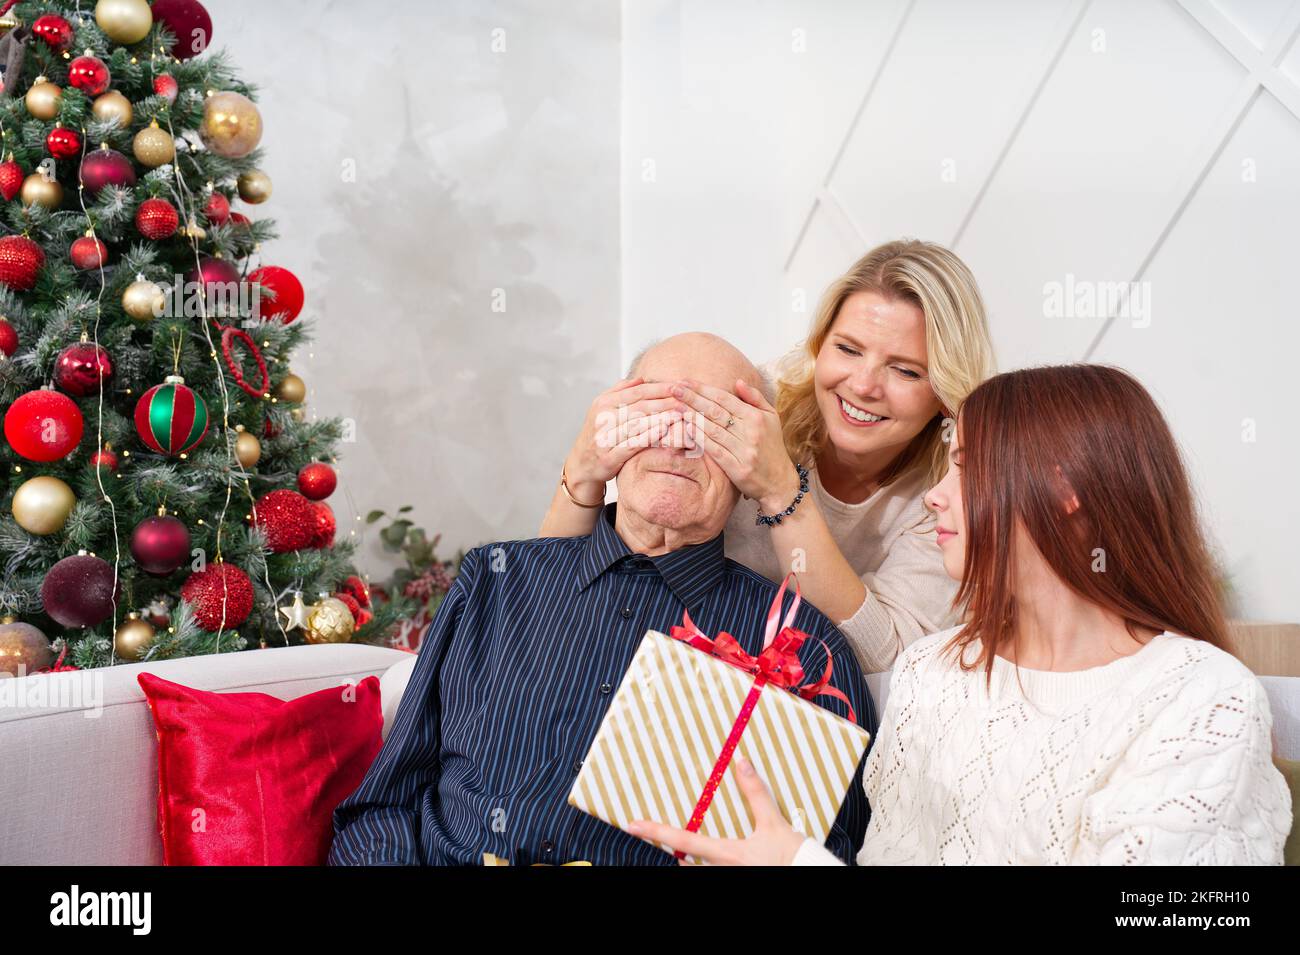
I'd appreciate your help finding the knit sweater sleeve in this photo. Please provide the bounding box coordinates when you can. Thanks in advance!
[1073,667,1292,865]
[835,512,961,674]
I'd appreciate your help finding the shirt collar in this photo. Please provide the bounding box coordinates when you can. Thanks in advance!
[575,502,727,614]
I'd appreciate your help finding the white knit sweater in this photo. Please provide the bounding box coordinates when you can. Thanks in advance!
[794,627,1293,865]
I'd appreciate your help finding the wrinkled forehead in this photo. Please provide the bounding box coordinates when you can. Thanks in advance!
[637,349,753,395]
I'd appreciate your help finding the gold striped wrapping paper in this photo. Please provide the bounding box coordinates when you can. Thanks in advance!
[568,629,871,864]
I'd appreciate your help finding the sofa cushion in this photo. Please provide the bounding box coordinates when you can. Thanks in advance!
[139,671,383,865]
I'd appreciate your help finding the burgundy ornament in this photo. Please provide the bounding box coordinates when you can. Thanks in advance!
[31,14,76,51]
[79,147,137,196]
[70,235,109,270]
[185,255,241,302]
[152,0,213,60]
[41,552,121,628]
[67,54,111,97]
[130,514,191,575]
[54,341,113,396]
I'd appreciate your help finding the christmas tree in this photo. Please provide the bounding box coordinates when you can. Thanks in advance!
[0,0,409,672]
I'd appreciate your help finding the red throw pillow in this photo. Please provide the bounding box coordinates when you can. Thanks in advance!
[137,671,383,865]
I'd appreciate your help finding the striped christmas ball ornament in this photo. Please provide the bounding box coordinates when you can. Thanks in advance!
[134,374,210,455]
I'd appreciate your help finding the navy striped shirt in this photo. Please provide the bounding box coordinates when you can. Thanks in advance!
[329,502,876,866]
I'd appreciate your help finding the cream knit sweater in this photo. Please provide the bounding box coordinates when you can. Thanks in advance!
[723,462,959,674]
[793,627,1293,865]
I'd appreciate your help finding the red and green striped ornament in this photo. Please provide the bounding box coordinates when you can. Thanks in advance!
[134,375,210,456]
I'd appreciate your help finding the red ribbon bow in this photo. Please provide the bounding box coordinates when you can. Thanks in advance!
[664,573,854,858]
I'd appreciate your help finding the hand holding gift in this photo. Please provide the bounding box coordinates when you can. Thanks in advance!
[626,755,807,865]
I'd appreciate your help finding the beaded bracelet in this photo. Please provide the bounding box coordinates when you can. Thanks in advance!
[755,464,810,527]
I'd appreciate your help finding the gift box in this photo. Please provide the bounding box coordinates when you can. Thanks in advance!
[568,576,871,864]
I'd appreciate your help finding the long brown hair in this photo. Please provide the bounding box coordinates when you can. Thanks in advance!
[948,364,1233,680]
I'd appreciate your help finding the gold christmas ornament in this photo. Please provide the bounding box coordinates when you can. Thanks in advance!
[113,611,155,661]
[200,91,263,158]
[12,475,76,535]
[92,90,134,127]
[278,591,311,632]
[289,407,305,423]
[95,0,153,44]
[274,372,305,403]
[305,596,354,644]
[233,425,261,467]
[21,173,62,209]
[236,169,272,204]
[122,277,165,321]
[0,616,54,677]
[132,120,175,168]
[180,219,206,240]
[25,78,62,121]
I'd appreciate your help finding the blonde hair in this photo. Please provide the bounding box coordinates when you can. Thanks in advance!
[775,238,995,488]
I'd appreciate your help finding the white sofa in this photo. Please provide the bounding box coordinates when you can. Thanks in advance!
[0,644,1296,865]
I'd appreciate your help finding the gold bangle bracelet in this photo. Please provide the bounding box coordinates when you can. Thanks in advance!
[561,467,605,509]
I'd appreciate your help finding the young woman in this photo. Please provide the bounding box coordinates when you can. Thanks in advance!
[626,364,1292,865]
[540,239,995,673]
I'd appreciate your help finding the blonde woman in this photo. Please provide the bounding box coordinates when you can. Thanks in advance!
[539,239,995,672]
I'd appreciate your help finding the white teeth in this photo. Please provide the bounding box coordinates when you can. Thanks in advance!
[840,397,884,423]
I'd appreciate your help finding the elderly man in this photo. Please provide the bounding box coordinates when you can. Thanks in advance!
[329,334,875,865]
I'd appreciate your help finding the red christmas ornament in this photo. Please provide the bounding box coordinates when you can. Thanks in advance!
[46,126,81,160]
[181,561,254,631]
[249,489,316,552]
[0,235,46,291]
[134,376,209,455]
[4,388,83,461]
[263,415,279,438]
[249,266,305,323]
[310,502,336,549]
[54,341,113,396]
[131,514,191,575]
[297,462,336,500]
[67,54,111,97]
[341,575,371,608]
[219,324,269,398]
[203,190,230,224]
[70,235,109,270]
[333,592,371,628]
[229,211,251,229]
[0,158,23,201]
[135,197,179,239]
[152,0,214,60]
[153,73,179,104]
[0,316,17,356]
[79,147,136,196]
[41,553,120,628]
[31,14,76,51]
[89,445,119,471]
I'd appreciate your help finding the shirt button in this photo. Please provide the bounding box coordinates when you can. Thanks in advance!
[599,682,612,695]
[541,839,554,853]
[621,607,633,619]
[573,760,583,773]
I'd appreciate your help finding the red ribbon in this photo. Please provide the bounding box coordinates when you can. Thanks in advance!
[666,573,854,858]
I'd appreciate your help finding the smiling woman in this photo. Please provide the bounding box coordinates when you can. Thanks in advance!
[538,240,994,673]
